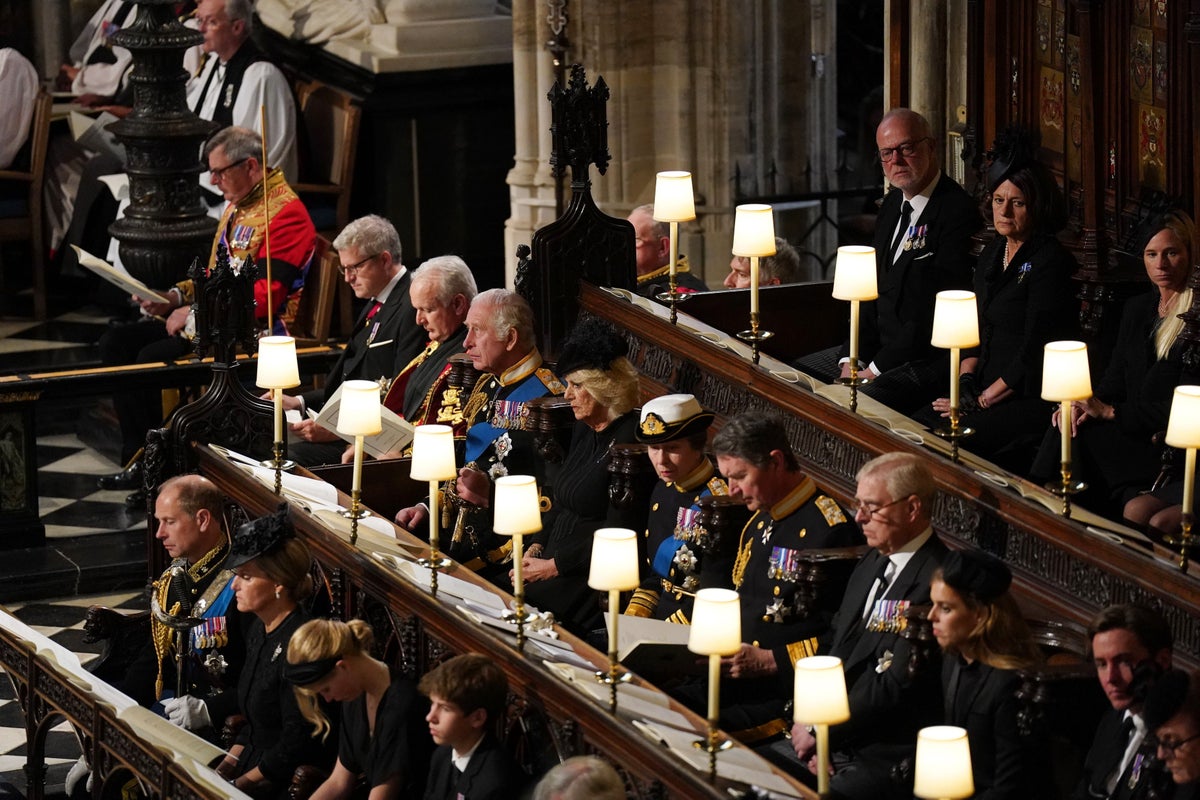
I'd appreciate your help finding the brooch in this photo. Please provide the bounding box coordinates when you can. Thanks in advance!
[875,649,894,674]
[271,643,282,662]
[1016,262,1032,284]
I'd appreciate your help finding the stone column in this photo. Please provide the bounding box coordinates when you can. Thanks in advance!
[909,0,949,134]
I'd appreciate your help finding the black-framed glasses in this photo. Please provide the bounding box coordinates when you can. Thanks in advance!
[878,137,933,163]
[1155,732,1200,755]
[338,253,379,276]
[851,495,911,519]
[209,157,249,181]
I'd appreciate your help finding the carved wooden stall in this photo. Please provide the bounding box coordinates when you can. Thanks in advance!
[580,283,1200,668]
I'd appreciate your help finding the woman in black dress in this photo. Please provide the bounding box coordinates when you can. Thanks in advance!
[215,507,333,797]
[919,129,1076,471]
[928,550,1046,800]
[517,319,652,634]
[1034,208,1198,515]
[285,618,432,799]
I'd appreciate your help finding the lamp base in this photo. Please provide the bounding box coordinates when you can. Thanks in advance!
[417,556,454,570]
[736,328,774,365]
[933,424,975,463]
[258,457,296,470]
[1163,513,1197,573]
[835,374,867,413]
[1045,476,1087,517]
[338,507,371,520]
[656,288,692,325]
[594,668,633,686]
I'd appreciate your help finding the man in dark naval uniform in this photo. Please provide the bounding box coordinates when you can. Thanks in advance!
[624,393,731,624]
[689,413,861,746]
[120,474,247,731]
[629,204,710,297]
[395,288,563,574]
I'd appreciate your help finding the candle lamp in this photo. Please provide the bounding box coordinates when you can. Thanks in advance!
[688,588,740,781]
[793,656,850,797]
[336,380,381,545]
[493,475,542,649]
[732,203,777,364]
[1164,386,1200,572]
[831,245,878,412]
[652,170,697,324]
[913,726,974,800]
[1041,341,1091,516]
[410,424,457,595]
[587,528,639,711]
[255,336,300,494]
[930,290,979,462]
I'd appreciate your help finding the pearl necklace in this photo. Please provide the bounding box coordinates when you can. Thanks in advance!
[1002,241,1013,270]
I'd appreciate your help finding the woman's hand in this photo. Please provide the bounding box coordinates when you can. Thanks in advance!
[519,555,558,583]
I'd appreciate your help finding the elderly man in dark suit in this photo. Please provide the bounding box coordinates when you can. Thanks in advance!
[1075,605,1179,800]
[282,214,426,466]
[790,451,948,800]
[796,108,981,414]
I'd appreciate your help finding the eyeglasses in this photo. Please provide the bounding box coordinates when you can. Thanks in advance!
[209,157,249,181]
[851,495,911,519]
[1155,732,1200,755]
[338,253,379,276]
[878,137,933,163]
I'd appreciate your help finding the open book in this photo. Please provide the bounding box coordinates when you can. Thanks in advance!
[70,245,171,304]
[311,383,415,458]
[603,612,703,678]
[69,109,127,163]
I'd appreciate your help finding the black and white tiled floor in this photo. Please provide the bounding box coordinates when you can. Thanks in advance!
[0,591,145,799]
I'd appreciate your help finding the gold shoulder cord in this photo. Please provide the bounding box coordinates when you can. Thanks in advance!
[461,378,492,426]
[150,575,181,701]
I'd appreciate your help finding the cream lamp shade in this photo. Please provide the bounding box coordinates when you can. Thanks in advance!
[688,588,741,656]
[256,336,301,389]
[1041,341,1092,401]
[653,171,696,222]
[913,726,974,800]
[336,380,382,436]
[409,424,457,481]
[931,291,980,349]
[493,476,543,535]
[587,528,640,591]
[731,204,777,257]
[1166,386,1200,448]
[831,246,878,301]
[793,656,850,725]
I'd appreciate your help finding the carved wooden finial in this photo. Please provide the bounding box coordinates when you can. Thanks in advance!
[192,243,259,362]
[548,64,612,184]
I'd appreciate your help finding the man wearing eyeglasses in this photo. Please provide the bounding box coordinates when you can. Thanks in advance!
[789,451,948,800]
[1144,669,1200,795]
[279,214,428,466]
[1076,604,1178,800]
[796,108,981,415]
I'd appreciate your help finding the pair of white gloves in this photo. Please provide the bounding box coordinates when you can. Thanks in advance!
[162,695,212,730]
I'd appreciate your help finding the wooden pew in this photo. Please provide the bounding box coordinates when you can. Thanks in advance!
[580,281,1200,669]
[196,445,816,800]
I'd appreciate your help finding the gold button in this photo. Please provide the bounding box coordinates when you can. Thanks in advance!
[692,496,700,504]
[762,615,770,622]
[752,640,760,647]
[773,586,780,596]
[756,520,765,530]
[652,502,659,511]
[800,528,807,538]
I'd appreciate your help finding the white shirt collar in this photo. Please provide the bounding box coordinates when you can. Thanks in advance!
[451,732,485,773]
[374,266,407,304]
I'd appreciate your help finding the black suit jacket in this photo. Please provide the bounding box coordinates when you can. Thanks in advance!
[301,271,426,410]
[423,734,525,800]
[1074,708,1187,800]
[855,176,981,372]
[825,533,948,753]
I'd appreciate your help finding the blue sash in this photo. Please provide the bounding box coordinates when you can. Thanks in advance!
[463,374,547,463]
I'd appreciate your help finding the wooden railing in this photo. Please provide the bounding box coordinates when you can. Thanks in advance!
[580,282,1200,668]
[195,446,816,800]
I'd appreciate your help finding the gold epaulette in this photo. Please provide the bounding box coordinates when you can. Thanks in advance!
[624,587,660,617]
[786,637,820,667]
[708,477,729,496]
[537,367,565,395]
[815,495,847,526]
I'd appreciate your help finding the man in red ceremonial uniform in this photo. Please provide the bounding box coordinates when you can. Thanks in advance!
[96,126,315,500]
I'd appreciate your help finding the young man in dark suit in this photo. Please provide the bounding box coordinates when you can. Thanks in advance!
[790,452,948,800]
[283,214,427,466]
[420,653,525,800]
[1076,605,1178,800]
[796,109,982,414]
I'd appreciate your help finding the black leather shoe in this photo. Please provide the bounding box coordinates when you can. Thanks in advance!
[125,488,148,510]
[98,462,143,490]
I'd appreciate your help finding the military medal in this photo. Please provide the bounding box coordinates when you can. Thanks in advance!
[902,225,916,250]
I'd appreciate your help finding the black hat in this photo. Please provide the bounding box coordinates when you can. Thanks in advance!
[985,125,1039,191]
[636,394,715,444]
[1144,668,1191,729]
[940,550,1011,603]
[554,318,628,378]
[227,503,293,570]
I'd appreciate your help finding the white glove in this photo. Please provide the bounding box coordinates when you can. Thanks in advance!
[163,695,212,730]
[65,754,92,796]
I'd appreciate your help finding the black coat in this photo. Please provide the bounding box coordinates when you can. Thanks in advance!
[423,734,525,800]
[1074,707,1186,800]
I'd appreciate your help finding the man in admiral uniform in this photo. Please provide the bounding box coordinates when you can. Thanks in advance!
[394,288,564,574]
[97,126,316,499]
[120,475,248,726]
[795,108,981,414]
[683,413,860,746]
[280,213,427,466]
[628,204,709,297]
[1075,604,1179,800]
[624,394,732,624]
[790,451,948,800]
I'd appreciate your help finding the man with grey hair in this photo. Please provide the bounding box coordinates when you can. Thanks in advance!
[281,214,426,466]
[628,203,709,297]
[395,289,564,573]
[789,451,948,800]
[723,237,803,288]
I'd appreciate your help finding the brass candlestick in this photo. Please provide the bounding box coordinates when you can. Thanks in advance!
[1164,512,1197,574]
[691,655,733,782]
[1045,458,1087,517]
[736,310,774,365]
[934,407,975,463]
[837,362,866,413]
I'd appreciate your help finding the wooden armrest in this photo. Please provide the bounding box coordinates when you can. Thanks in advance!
[0,169,33,181]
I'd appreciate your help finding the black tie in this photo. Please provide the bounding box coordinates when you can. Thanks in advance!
[874,557,892,595]
[889,200,913,261]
